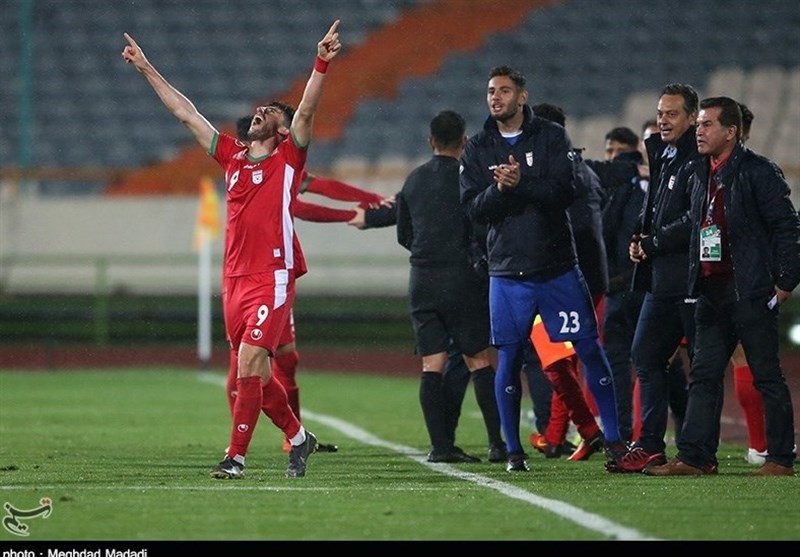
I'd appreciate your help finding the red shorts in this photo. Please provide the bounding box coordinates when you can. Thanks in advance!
[223,270,295,355]
[278,309,296,346]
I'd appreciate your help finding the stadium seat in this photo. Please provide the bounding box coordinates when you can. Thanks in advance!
[2,0,798,194]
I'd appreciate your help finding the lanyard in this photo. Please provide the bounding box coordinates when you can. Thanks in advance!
[705,174,724,224]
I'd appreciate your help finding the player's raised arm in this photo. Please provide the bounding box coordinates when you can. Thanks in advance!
[121,32,216,152]
[291,19,341,148]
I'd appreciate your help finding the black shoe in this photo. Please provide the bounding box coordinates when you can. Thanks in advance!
[427,446,481,463]
[560,440,578,454]
[488,442,508,463]
[286,431,318,478]
[210,456,244,479]
[506,452,530,472]
[316,442,339,453]
[544,443,563,459]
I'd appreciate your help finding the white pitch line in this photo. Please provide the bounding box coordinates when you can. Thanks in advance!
[0,485,442,493]
[199,372,659,541]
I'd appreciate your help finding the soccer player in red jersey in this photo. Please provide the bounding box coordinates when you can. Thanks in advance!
[230,116,388,453]
[122,20,343,478]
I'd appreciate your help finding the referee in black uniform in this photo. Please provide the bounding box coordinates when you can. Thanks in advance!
[396,110,506,463]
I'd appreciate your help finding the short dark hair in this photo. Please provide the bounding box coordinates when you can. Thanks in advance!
[641,118,657,135]
[700,96,742,141]
[532,103,565,127]
[488,65,526,89]
[267,101,295,127]
[605,126,639,147]
[429,109,466,149]
[737,102,754,138]
[661,83,699,116]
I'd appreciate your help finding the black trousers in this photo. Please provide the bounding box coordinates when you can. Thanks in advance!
[677,277,796,468]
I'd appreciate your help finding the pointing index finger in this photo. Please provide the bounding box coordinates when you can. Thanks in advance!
[326,19,340,37]
[123,32,138,48]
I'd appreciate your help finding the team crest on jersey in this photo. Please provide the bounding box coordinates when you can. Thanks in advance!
[251,329,263,341]
[526,151,533,166]
[252,169,263,185]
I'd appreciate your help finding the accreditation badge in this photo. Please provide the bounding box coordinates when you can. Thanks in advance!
[700,224,721,261]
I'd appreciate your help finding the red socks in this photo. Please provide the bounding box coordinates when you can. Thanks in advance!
[227,376,263,459]
[543,356,600,443]
[271,350,301,419]
[733,365,767,451]
[225,351,238,415]
[260,376,301,440]
[632,378,642,442]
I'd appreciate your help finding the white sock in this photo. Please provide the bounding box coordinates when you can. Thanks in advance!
[290,427,306,447]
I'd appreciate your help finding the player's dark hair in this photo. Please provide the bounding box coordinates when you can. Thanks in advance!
[605,126,639,147]
[430,110,466,149]
[488,65,526,89]
[700,96,743,141]
[267,101,296,127]
[661,83,699,116]
[532,102,566,127]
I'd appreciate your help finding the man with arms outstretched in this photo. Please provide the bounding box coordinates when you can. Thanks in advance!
[122,20,342,478]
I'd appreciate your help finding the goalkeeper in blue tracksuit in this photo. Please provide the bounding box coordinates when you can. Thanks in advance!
[459,65,626,472]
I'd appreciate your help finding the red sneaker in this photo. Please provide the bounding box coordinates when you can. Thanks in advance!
[607,446,666,473]
[567,433,604,461]
[530,433,567,458]
[529,433,549,453]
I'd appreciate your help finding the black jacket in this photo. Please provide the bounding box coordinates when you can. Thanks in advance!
[460,105,576,279]
[570,150,609,297]
[587,151,646,294]
[686,143,800,299]
[364,201,397,229]
[397,155,475,268]
[631,127,699,295]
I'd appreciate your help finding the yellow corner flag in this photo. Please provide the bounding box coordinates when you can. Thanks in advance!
[194,176,221,250]
[529,315,575,368]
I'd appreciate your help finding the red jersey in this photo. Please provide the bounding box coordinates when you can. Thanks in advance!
[210,132,308,279]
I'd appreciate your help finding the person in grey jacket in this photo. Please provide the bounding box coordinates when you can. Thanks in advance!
[460,65,624,473]
[646,96,799,476]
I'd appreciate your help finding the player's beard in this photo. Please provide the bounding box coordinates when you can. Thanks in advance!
[492,103,519,125]
[247,122,277,142]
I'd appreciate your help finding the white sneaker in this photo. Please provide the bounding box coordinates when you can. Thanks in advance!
[746,448,767,465]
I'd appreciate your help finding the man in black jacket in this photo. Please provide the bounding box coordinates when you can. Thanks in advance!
[460,66,625,473]
[396,109,506,464]
[610,83,700,473]
[646,97,799,476]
